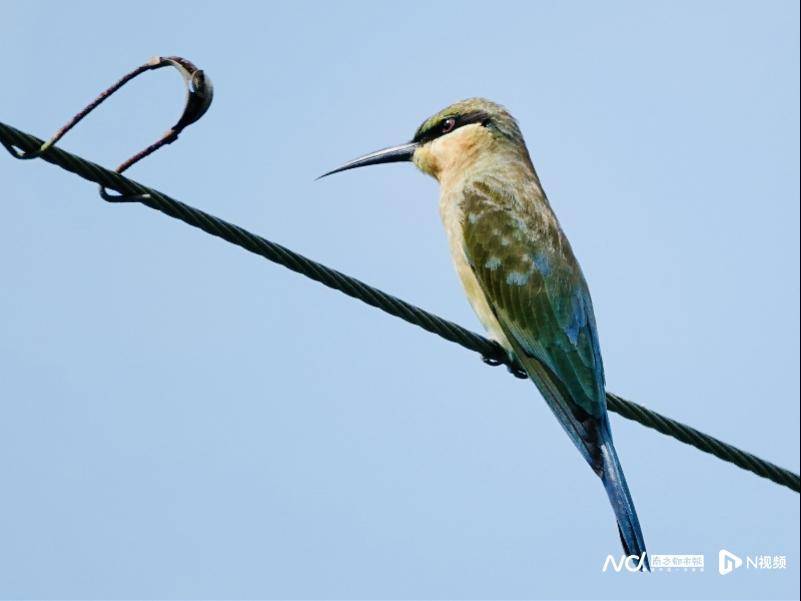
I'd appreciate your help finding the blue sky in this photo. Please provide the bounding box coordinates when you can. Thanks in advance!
[1,1,798,599]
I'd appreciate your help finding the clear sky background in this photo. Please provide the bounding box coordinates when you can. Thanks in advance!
[1,1,799,599]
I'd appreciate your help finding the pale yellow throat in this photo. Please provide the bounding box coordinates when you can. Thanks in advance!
[413,123,492,187]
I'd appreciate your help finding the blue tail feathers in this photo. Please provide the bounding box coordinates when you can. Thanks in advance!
[599,431,649,571]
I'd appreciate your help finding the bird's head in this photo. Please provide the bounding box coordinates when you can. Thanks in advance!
[320,98,531,185]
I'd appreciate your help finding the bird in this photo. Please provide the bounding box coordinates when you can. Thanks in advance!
[320,98,648,568]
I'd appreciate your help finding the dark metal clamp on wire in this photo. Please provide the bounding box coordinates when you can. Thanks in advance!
[4,55,213,202]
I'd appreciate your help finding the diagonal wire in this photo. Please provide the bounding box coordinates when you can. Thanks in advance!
[1,120,798,493]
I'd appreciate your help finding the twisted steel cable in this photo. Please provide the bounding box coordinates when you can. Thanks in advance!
[1,120,798,493]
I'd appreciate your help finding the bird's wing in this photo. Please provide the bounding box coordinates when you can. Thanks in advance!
[461,179,606,419]
[461,180,649,563]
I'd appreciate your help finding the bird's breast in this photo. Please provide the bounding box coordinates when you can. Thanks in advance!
[439,187,514,353]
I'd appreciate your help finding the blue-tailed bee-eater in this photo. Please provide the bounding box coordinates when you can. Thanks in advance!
[321,98,648,568]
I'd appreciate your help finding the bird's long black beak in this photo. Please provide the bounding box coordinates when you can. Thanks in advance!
[318,142,417,179]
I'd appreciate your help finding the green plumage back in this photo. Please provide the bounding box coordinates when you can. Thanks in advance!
[460,178,606,420]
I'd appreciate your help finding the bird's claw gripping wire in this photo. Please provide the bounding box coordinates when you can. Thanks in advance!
[1,55,213,202]
[481,355,504,367]
[481,348,529,379]
[507,363,529,379]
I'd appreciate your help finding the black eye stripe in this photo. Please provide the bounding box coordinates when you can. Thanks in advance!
[413,110,492,144]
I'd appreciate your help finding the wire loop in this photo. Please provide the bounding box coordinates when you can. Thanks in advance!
[1,55,213,202]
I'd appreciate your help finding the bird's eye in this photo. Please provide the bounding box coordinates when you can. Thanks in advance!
[441,117,456,134]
